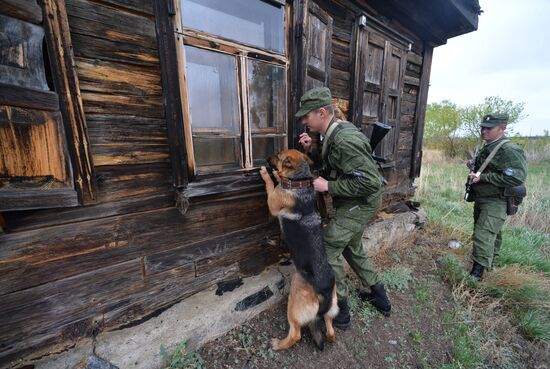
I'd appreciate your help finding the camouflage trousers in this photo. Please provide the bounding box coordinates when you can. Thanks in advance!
[324,192,382,299]
[472,198,507,269]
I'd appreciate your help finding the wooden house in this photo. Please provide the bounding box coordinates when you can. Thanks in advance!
[0,0,479,365]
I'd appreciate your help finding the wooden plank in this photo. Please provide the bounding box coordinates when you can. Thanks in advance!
[330,78,349,99]
[94,163,172,201]
[410,43,433,178]
[144,223,278,275]
[0,108,69,182]
[91,144,170,166]
[76,58,162,96]
[102,264,238,328]
[407,51,423,66]
[1,254,216,366]
[0,84,59,111]
[170,0,195,179]
[331,54,349,71]
[0,194,269,294]
[42,0,98,204]
[66,0,157,49]
[93,0,154,16]
[70,32,159,66]
[4,190,173,232]
[0,188,79,212]
[86,114,167,145]
[0,0,43,24]
[81,92,164,118]
[331,68,349,83]
[404,75,420,86]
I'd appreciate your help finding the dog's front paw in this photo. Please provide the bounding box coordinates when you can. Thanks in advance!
[259,166,268,176]
[270,338,282,351]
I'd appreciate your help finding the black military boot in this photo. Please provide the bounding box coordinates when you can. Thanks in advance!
[470,261,485,281]
[357,283,391,317]
[333,298,351,330]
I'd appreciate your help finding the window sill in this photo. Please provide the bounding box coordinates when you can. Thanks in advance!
[179,170,265,199]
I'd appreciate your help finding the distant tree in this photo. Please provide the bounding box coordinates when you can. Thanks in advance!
[425,96,528,158]
[425,100,462,156]
[460,96,527,139]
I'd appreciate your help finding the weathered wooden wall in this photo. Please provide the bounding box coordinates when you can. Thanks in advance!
[0,0,279,366]
[0,0,432,366]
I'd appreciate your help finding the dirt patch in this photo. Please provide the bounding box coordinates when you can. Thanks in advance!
[198,233,458,369]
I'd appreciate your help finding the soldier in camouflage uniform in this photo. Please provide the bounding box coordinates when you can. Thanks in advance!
[467,113,527,280]
[297,87,391,329]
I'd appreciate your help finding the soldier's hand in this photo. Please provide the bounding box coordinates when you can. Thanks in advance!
[466,159,473,168]
[468,172,481,183]
[299,132,312,152]
[313,176,328,192]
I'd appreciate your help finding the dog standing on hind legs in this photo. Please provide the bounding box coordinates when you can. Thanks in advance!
[259,149,338,351]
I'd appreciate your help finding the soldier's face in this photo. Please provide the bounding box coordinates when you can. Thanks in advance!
[481,124,506,143]
[301,110,323,133]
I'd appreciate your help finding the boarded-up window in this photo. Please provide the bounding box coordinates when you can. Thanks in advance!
[0,1,95,211]
[0,11,76,211]
[353,27,407,164]
[176,0,288,175]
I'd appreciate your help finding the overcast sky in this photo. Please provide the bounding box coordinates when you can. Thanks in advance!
[428,0,550,136]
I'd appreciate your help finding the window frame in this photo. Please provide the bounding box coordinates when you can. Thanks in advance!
[173,0,290,178]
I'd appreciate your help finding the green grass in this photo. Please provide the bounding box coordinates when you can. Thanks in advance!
[417,148,550,365]
[380,266,414,292]
[160,341,205,369]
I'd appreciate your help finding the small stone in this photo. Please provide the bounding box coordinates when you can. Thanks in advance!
[388,339,398,345]
[447,240,462,249]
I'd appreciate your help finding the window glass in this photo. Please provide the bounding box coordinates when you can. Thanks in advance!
[252,136,284,166]
[181,0,285,53]
[247,60,286,132]
[185,46,240,133]
[193,137,241,169]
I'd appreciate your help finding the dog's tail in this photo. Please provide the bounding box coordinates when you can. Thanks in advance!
[316,275,335,317]
[308,317,325,351]
[316,289,333,317]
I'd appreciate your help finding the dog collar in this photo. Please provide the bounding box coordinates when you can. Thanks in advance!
[280,178,313,190]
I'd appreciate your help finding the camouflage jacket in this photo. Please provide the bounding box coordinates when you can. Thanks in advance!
[471,136,527,198]
[310,118,383,203]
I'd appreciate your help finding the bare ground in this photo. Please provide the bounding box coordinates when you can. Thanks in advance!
[197,232,462,369]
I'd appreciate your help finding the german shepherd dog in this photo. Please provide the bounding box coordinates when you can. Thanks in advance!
[259,149,338,351]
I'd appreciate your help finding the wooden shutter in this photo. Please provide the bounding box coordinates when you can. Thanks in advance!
[352,25,407,164]
[0,0,95,211]
[292,0,332,145]
[301,0,332,90]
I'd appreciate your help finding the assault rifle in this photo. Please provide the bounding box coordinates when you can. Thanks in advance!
[464,146,479,202]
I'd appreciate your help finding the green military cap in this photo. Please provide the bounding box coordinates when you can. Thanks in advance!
[295,87,332,117]
[480,113,509,127]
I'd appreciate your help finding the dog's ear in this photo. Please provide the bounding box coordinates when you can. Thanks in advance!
[282,156,293,168]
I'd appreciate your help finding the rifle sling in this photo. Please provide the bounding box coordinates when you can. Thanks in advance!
[477,139,509,175]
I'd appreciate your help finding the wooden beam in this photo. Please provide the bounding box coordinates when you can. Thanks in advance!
[410,43,433,179]
[0,84,59,111]
[0,0,42,24]
[153,0,189,187]
[42,0,98,204]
